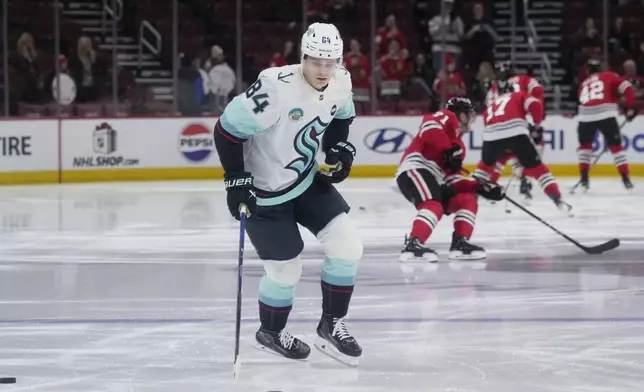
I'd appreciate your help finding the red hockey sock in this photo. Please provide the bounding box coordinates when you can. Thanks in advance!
[473,161,496,183]
[523,164,561,198]
[450,193,478,239]
[410,200,443,243]
[609,144,629,176]
[578,143,593,174]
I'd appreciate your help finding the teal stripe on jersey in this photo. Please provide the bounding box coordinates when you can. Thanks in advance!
[256,163,318,206]
[219,96,266,138]
[334,100,356,120]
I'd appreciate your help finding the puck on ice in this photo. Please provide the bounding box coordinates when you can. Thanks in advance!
[0,377,16,384]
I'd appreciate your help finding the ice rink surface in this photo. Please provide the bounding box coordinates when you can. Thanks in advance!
[0,177,643,391]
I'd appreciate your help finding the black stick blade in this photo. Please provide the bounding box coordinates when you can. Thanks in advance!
[583,238,620,254]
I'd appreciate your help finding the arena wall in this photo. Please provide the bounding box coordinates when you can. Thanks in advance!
[0,115,642,185]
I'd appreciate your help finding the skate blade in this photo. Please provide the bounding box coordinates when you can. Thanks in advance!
[448,250,487,261]
[399,252,438,263]
[252,342,310,362]
[314,336,359,367]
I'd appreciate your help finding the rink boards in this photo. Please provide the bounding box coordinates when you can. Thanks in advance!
[1,115,643,184]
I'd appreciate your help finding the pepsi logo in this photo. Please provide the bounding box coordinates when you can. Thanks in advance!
[179,123,214,163]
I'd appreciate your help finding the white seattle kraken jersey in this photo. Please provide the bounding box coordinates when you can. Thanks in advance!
[219,64,355,206]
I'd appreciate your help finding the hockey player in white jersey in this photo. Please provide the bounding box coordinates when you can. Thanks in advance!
[214,23,363,366]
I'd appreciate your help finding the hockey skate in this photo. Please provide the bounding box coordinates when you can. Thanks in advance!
[519,176,533,202]
[579,172,590,193]
[622,173,634,192]
[552,195,574,217]
[255,327,310,360]
[315,314,362,367]
[448,233,486,261]
[399,235,439,263]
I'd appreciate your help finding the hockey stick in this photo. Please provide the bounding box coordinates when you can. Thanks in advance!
[233,203,248,380]
[462,168,620,254]
[570,120,628,194]
[503,195,620,254]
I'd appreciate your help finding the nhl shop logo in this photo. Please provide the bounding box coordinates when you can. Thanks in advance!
[93,122,117,154]
[288,108,304,121]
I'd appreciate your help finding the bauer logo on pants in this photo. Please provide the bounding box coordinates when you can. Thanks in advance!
[179,123,214,163]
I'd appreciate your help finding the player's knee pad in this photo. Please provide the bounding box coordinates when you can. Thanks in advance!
[448,192,478,215]
[318,213,362,286]
[263,257,302,287]
[473,161,495,183]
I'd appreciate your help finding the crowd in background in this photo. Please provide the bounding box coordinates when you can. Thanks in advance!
[3,0,644,117]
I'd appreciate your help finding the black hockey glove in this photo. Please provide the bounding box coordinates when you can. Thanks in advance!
[476,182,505,201]
[224,171,257,220]
[319,141,356,183]
[443,144,464,172]
[625,108,637,122]
[529,124,544,145]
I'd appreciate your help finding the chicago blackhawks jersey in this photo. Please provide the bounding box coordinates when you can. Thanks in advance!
[577,71,635,122]
[486,75,544,105]
[483,91,543,141]
[218,64,355,206]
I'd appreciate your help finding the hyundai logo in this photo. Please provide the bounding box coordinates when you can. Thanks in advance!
[363,128,413,154]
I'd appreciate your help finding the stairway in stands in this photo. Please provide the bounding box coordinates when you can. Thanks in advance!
[491,0,572,111]
[62,0,173,102]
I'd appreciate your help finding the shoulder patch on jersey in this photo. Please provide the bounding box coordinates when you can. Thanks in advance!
[278,72,294,83]
[288,108,304,121]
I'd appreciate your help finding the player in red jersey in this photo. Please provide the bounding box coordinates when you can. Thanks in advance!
[486,61,546,200]
[395,97,505,263]
[577,58,637,191]
[473,81,572,214]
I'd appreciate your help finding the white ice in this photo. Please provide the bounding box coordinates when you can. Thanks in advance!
[0,178,643,391]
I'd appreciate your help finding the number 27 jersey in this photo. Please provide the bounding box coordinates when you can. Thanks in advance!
[577,71,634,122]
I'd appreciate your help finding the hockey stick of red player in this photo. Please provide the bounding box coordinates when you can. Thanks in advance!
[570,120,628,194]
[462,168,620,254]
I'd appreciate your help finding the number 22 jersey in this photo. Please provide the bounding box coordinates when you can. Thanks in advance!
[218,64,355,206]
[577,71,634,123]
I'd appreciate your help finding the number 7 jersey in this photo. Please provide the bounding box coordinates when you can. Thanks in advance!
[483,91,543,141]
[577,71,634,122]
[218,64,355,206]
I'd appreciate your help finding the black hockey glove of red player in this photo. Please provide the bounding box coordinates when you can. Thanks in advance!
[529,124,544,145]
[224,171,257,220]
[443,144,464,172]
[476,182,505,201]
[625,108,637,122]
[319,141,356,183]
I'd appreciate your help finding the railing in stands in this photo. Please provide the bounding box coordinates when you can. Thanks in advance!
[138,21,162,71]
[522,0,560,112]
[102,0,123,32]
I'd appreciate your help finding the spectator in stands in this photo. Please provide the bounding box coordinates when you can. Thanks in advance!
[623,59,644,99]
[408,53,434,99]
[432,54,465,103]
[10,32,44,104]
[608,17,633,54]
[378,39,410,83]
[207,45,235,115]
[307,0,330,23]
[463,2,497,73]
[329,0,356,25]
[469,61,494,111]
[637,41,644,75]
[269,40,299,67]
[68,35,106,103]
[428,0,464,72]
[576,17,601,52]
[376,14,407,57]
[47,55,77,106]
[177,53,206,116]
[344,39,370,90]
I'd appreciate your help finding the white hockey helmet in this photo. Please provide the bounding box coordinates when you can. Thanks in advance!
[301,22,343,61]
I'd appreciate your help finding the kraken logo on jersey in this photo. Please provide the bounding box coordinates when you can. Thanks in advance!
[285,116,329,175]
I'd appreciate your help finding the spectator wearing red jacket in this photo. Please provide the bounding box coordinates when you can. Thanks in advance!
[433,54,465,101]
[344,38,370,89]
[375,14,407,57]
[378,39,410,82]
